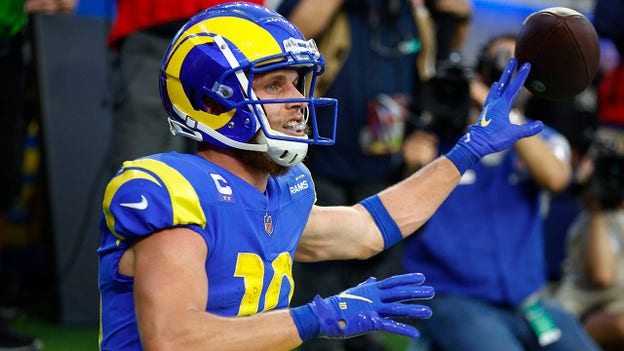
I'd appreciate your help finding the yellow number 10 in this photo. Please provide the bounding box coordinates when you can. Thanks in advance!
[234,252,295,316]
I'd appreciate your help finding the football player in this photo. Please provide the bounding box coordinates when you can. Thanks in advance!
[97,2,543,350]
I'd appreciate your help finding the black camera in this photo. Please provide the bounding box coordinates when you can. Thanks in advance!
[417,55,472,137]
[587,146,624,210]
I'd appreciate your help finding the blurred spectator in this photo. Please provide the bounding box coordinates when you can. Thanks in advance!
[523,56,600,285]
[553,142,624,351]
[424,0,471,61]
[523,89,598,284]
[522,6,621,288]
[593,0,624,132]
[277,1,469,350]
[401,34,600,351]
[1,1,75,349]
[591,0,624,165]
[550,2,624,350]
[106,0,264,174]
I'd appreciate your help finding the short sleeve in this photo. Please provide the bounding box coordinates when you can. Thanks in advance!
[102,158,207,240]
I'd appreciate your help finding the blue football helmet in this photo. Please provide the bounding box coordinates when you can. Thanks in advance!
[159,2,338,166]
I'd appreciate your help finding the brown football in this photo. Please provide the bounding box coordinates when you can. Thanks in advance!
[514,7,600,100]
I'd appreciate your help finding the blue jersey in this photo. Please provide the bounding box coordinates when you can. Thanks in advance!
[403,126,571,306]
[97,152,315,350]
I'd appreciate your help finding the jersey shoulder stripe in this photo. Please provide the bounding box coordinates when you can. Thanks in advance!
[103,155,207,241]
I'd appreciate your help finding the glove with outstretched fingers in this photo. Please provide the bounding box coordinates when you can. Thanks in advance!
[290,273,434,341]
[446,58,544,173]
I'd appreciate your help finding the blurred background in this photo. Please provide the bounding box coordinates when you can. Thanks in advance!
[1,0,613,350]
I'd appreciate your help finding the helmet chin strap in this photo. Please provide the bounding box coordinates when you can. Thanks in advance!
[172,103,307,166]
[172,104,267,152]
[213,34,309,166]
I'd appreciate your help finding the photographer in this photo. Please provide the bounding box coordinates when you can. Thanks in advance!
[553,141,624,351]
[550,0,624,347]
[402,51,472,175]
[401,35,599,351]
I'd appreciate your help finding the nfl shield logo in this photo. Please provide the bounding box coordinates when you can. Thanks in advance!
[264,213,273,235]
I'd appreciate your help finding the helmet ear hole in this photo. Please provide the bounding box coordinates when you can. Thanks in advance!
[188,88,202,111]
[202,95,225,115]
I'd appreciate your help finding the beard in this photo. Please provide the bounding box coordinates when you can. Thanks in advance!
[198,125,309,176]
[231,133,292,177]
[232,147,291,176]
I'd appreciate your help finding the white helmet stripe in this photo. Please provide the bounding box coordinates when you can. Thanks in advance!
[214,34,272,136]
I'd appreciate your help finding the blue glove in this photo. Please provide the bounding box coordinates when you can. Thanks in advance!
[446,58,544,173]
[290,273,434,341]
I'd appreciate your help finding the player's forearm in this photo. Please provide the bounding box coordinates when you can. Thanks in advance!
[140,309,302,351]
[378,156,461,237]
[300,157,461,261]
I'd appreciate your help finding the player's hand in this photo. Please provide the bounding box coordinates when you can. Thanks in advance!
[290,273,434,341]
[446,58,544,173]
[467,58,544,153]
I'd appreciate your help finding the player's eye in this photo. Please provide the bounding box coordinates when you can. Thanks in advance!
[265,81,282,93]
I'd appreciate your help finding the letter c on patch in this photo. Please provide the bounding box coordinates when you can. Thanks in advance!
[210,173,232,196]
